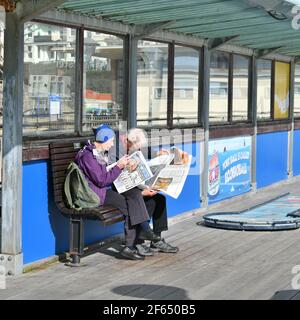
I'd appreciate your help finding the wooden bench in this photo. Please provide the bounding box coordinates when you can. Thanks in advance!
[49,140,124,266]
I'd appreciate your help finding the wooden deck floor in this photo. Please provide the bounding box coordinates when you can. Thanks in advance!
[1,180,300,300]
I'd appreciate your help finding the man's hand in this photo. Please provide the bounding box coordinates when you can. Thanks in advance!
[156,149,169,156]
[141,187,158,197]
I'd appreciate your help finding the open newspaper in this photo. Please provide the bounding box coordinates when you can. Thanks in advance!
[145,148,192,199]
[107,151,153,194]
[108,147,191,199]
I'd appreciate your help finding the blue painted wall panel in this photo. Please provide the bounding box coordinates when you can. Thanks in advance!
[22,160,123,264]
[23,161,57,264]
[293,130,300,176]
[256,131,288,189]
[22,141,201,264]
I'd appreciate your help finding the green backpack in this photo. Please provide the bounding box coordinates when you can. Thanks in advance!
[64,162,100,211]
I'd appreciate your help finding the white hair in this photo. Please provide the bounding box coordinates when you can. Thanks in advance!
[127,128,147,147]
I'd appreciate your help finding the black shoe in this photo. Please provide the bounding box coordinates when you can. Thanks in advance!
[120,247,145,260]
[150,239,179,254]
[139,229,161,242]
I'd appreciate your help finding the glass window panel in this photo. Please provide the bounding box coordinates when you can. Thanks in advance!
[24,22,76,133]
[173,45,199,126]
[137,40,168,126]
[257,59,271,119]
[209,51,229,123]
[83,31,124,131]
[295,64,300,118]
[232,55,249,121]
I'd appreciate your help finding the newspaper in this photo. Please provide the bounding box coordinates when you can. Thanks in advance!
[109,148,192,198]
[110,151,153,194]
[146,151,192,199]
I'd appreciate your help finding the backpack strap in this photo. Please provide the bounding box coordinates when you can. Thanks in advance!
[64,162,78,210]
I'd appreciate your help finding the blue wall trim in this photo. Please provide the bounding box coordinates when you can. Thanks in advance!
[293,130,300,177]
[256,131,288,189]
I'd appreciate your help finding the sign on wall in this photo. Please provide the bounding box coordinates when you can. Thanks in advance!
[274,61,290,119]
[49,95,61,116]
[208,136,251,204]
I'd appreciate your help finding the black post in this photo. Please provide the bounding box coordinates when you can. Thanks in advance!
[68,217,84,266]
[75,26,84,135]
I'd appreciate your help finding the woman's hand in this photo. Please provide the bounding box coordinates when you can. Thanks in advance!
[127,159,139,172]
[117,155,130,169]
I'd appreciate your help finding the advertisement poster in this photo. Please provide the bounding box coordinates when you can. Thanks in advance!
[274,61,290,119]
[208,136,251,204]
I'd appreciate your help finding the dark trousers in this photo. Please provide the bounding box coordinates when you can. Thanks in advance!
[103,188,149,246]
[144,193,168,236]
[134,193,168,246]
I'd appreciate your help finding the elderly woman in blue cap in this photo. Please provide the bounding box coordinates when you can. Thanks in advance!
[75,124,160,260]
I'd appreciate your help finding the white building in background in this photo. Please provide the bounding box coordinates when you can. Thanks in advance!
[24,23,76,63]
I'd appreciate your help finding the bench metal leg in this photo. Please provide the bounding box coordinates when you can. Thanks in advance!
[66,217,86,267]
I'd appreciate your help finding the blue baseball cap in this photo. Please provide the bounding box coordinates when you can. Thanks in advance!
[93,124,115,143]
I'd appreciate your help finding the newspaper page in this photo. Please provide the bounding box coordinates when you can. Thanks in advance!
[151,155,192,199]
[112,151,153,193]
[144,153,175,188]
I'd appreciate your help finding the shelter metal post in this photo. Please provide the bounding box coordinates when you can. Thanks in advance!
[128,34,138,129]
[0,12,24,275]
[200,45,210,208]
[75,26,84,135]
[288,60,295,179]
[250,55,257,192]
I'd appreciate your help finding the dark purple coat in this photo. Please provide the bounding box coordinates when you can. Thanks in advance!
[75,142,122,205]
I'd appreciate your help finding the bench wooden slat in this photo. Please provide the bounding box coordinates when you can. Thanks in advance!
[52,171,69,179]
[50,141,84,149]
[51,152,77,161]
[53,176,65,185]
[53,192,122,218]
[56,202,122,221]
[102,215,124,226]
[52,164,69,172]
[51,158,74,166]
[101,211,123,220]
[50,146,81,155]
[54,191,64,202]
[54,184,63,191]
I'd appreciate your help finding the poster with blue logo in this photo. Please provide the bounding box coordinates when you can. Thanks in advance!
[208,136,251,204]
